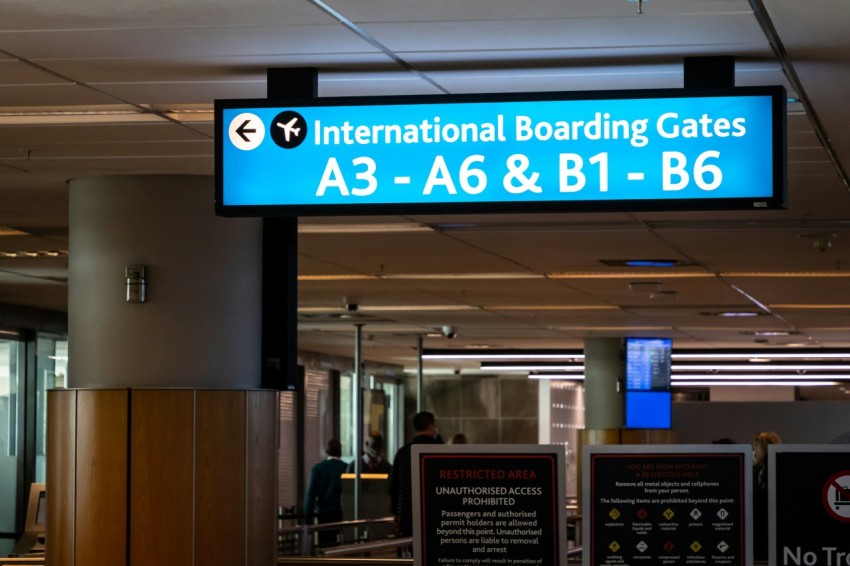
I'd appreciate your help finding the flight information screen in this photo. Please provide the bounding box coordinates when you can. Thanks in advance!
[625,337,672,391]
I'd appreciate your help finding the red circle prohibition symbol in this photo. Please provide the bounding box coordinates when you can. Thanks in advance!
[822,470,850,523]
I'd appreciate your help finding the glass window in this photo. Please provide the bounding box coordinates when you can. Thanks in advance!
[35,334,67,482]
[0,338,22,554]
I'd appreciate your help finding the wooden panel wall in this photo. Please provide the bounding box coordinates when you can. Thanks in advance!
[195,391,247,566]
[47,390,77,566]
[75,390,128,566]
[130,390,194,566]
[46,388,278,566]
[246,391,278,564]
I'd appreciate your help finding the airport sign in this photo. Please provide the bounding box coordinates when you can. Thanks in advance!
[215,86,786,216]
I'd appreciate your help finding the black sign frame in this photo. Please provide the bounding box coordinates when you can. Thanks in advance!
[583,444,753,566]
[411,444,567,566]
[215,86,787,217]
[769,445,850,566]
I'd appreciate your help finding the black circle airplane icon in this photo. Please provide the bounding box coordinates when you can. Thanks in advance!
[270,110,307,149]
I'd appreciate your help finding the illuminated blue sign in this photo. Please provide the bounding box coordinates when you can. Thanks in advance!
[215,87,785,216]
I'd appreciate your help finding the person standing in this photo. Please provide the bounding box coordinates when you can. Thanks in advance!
[304,438,348,547]
[347,431,393,474]
[389,411,442,537]
[752,431,781,562]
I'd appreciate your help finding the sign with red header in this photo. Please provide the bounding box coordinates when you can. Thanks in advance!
[412,444,567,566]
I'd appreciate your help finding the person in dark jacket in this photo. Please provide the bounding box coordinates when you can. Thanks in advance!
[304,438,348,547]
[389,411,443,537]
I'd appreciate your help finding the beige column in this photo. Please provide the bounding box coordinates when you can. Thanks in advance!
[47,176,277,566]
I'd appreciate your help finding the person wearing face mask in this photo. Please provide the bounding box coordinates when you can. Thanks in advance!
[389,411,443,537]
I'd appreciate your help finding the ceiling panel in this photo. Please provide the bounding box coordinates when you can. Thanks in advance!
[0,0,335,29]
[0,0,849,397]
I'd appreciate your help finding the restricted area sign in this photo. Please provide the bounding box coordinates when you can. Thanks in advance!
[215,87,786,216]
[583,445,752,566]
[411,444,567,566]
[770,446,850,565]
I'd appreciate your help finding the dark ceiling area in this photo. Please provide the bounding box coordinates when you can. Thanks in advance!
[2,0,850,397]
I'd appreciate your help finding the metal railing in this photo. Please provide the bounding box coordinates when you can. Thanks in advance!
[279,516,398,556]
[277,547,583,566]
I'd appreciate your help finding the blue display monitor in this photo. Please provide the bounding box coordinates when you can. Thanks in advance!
[625,391,672,429]
[625,337,672,391]
[215,86,786,216]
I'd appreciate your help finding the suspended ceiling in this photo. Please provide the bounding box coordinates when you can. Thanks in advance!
[1,0,850,396]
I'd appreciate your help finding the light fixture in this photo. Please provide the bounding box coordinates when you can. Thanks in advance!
[672,374,850,381]
[382,273,543,280]
[298,222,432,234]
[702,311,766,317]
[422,349,584,361]
[671,364,850,371]
[672,350,850,361]
[673,380,838,387]
[527,373,586,380]
[740,331,796,337]
[297,274,377,281]
[548,272,712,279]
[481,362,584,371]
[601,259,695,268]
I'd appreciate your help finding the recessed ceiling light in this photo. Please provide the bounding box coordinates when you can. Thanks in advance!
[740,331,796,337]
[702,311,766,318]
[602,259,692,268]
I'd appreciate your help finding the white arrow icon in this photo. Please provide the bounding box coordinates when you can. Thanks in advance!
[229,113,265,151]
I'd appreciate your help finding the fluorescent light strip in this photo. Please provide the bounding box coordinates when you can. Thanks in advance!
[362,305,478,312]
[382,273,543,280]
[673,381,838,387]
[672,374,850,381]
[528,376,839,385]
[770,304,850,309]
[423,353,584,361]
[672,352,850,360]
[483,364,584,371]
[298,274,377,281]
[672,364,850,371]
[723,272,850,278]
[551,326,671,332]
[488,305,618,311]
[299,223,432,234]
[548,272,713,279]
[0,112,167,125]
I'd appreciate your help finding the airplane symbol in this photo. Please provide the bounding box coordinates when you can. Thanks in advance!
[276,117,301,142]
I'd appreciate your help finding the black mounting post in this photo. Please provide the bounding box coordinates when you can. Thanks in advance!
[262,68,318,391]
[684,56,735,89]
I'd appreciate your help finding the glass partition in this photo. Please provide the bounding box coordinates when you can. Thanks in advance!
[0,337,22,555]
